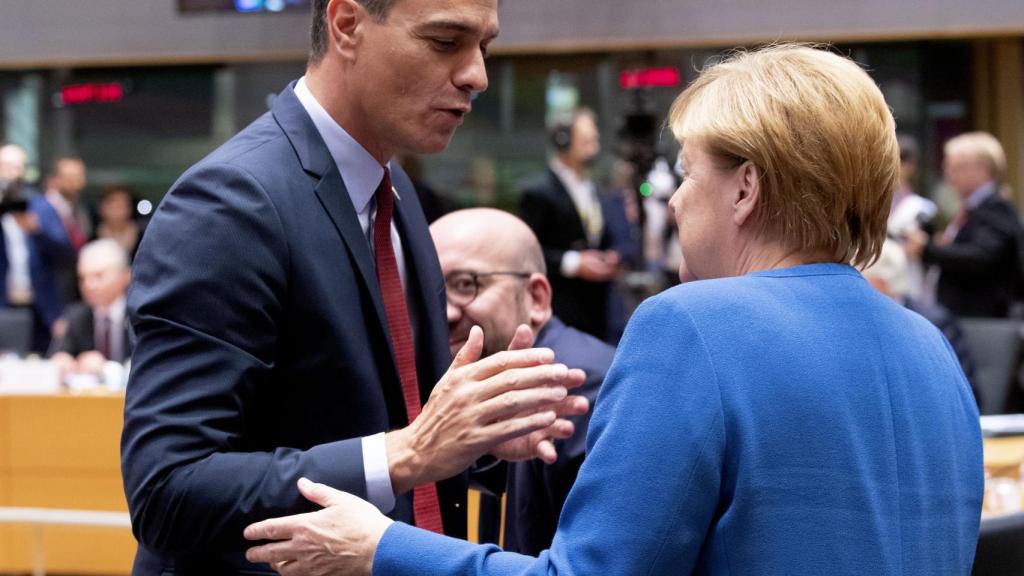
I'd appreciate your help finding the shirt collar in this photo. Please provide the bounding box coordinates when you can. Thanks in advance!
[965,180,998,211]
[293,76,389,215]
[45,189,73,218]
[96,296,126,322]
[549,157,586,190]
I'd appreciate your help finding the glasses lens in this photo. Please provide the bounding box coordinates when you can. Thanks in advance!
[445,272,477,306]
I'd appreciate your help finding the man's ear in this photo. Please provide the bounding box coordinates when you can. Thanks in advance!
[526,273,553,330]
[327,0,364,61]
[732,161,761,227]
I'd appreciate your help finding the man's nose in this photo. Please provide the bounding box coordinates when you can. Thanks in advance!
[446,300,462,325]
[454,49,488,94]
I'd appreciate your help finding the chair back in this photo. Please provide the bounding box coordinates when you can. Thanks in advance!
[0,308,32,356]
[973,512,1024,575]
[960,318,1023,415]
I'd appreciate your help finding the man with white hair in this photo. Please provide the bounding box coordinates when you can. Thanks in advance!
[51,239,132,370]
[906,132,1023,317]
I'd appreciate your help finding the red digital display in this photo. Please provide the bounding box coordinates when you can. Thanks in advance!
[619,67,681,89]
[60,83,125,106]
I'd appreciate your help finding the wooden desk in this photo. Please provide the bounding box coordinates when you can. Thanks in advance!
[0,393,134,575]
[984,435,1024,477]
[0,394,1015,573]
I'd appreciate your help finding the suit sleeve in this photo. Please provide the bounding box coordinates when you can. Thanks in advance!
[28,196,75,268]
[55,304,88,356]
[923,207,1020,275]
[373,295,727,575]
[122,163,367,554]
[519,187,568,274]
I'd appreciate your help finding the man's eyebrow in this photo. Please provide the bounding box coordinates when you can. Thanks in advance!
[416,19,500,41]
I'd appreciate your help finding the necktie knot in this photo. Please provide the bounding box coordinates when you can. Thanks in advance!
[375,169,394,226]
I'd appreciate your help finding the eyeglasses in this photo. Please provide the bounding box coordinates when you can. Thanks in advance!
[444,269,530,307]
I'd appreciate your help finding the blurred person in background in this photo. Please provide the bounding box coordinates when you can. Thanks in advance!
[121,0,587,573]
[906,132,1023,318]
[887,134,936,299]
[95,185,142,259]
[50,239,132,375]
[863,239,979,407]
[44,156,90,249]
[396,152,451,223]
[520,107,620,342]
[644,155,683,288]
[244,45,982,576]
[44,156,90,303]
[0,144,74,353]
[603,155,644,343]
[432,208,614,555]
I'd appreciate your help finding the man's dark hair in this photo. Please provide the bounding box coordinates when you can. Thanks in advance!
[310,0,396,65]
[49,155,84,178]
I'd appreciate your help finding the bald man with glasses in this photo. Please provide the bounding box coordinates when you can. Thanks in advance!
[432,208,615,555]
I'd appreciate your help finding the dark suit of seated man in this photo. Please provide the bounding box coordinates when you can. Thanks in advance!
[430,208,616,555]
[51,239,133,374]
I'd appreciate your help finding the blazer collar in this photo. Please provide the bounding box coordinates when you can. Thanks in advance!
[273,83,389,348]
[272,81,335,178]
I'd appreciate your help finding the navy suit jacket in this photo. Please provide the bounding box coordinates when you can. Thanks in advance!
[0,192,73,334]
[923,192,1023,318]
[121,84,461,574]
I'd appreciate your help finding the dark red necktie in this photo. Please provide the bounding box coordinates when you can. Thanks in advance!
[96,313,112,360]
[63,215,86,251]
[372,169,444,534]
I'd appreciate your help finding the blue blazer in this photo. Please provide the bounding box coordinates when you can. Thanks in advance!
[374,264,983,576]
[121,84,459,574]
[0,192,72,330]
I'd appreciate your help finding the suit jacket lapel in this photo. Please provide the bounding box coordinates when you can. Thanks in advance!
[271,83,391,364]
[548,168,588,242]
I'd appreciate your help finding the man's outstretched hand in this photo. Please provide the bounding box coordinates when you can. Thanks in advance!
[386,324,588,496]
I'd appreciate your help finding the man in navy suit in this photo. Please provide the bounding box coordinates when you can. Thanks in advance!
[121,1,586,573]
[429,208,615,556]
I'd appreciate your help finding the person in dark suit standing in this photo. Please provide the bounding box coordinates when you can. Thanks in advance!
[120,1,587,574]
[906,132,1023,318]
[51,239,132,372]
[427,208,615,556]
[520,108,620,341]
[0,144,75,353]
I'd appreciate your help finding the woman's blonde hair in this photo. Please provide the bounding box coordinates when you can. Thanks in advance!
[669,44,899,267]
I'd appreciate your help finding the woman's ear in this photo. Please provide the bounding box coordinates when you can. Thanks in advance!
[732,161,761,227]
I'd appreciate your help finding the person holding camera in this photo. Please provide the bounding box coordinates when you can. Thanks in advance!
[0,144,76,353]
